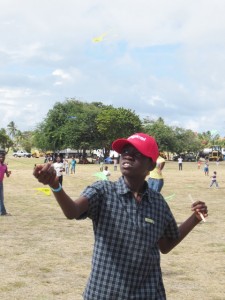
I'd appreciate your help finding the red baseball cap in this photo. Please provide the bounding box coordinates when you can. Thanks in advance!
[112,133,159,162]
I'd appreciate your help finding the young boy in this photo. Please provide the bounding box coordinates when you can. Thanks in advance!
[0,151,11,216]
[103,165,111,180]
[210,171,219,188]
[53,155,64,186]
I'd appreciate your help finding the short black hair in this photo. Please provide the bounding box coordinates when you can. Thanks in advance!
[0,149,6,156]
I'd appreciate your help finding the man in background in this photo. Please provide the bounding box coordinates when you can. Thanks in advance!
[0,151,11,216]
[148,154,165,192]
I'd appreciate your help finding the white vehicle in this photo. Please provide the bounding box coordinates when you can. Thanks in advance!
[13,150,31,158]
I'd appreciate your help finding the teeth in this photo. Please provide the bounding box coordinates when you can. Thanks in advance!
[124,163,130,167]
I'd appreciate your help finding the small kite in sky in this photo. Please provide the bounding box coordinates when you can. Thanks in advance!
[92,32,108,43]
[34,187,51,196]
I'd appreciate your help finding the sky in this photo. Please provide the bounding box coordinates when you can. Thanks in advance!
[1,0,225,136]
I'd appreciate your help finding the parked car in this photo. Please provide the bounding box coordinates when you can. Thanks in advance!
[13,150,31,158]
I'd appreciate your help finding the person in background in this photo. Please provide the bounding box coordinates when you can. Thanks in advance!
[0,152,11,216]
[103,165,111,180]
[113,157,118,171]
[197,160,201,169]
[53,155,64,186]
[148,155,165,192]
[64,159,69,175]
[33,133,208,300]
[204,159,209,176]
[216,158,220,167]
[209,171,219,188]
[70,157,76,175]
[100,162,104,172]
[178,156,183,170]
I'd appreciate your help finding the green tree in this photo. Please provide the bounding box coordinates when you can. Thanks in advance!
[62,100,103,151]
[33,100,143,155]
[13,130,24,150]
[7,121,17,139]
[0,128,14,153]
[34,98,221,156]
[19,131,33,153]
[198,131,221,148]
[33,102,70,152]
[143,117,202,155]
[33,100,103,153]
[173,127,201,154]
[143,117,177,153]
[96,106,142,151]
[33,123,52,152]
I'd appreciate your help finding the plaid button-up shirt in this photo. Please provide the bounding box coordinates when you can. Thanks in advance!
[80,176,179,300]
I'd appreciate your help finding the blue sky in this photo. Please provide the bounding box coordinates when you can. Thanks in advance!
[1,0,225,136]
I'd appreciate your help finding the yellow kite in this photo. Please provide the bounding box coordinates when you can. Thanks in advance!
[34,187,51,196]
[92,32,107,43]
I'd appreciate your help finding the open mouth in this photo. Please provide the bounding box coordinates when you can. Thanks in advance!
[122,161,133,168]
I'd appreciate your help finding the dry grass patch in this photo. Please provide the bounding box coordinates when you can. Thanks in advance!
[0,157,225,299]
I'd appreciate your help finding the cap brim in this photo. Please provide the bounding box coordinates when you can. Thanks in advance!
[112,138,132,154]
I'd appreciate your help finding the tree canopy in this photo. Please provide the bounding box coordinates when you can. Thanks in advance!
[33,99,142,154]
[0,128,14,153]
[2,99,225,156]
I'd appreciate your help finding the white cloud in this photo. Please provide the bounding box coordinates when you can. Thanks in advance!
[52,69,71,80]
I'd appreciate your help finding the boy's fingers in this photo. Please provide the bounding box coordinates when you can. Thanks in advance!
[33,163,55,179]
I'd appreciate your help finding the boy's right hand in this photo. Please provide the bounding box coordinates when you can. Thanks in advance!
[33,163,57,187]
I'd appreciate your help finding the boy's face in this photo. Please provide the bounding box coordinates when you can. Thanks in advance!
[0,155,5,163]
[120,145,155,178]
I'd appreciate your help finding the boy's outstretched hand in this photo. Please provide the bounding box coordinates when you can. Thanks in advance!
[33,163,57,187]
[191,200,208,222]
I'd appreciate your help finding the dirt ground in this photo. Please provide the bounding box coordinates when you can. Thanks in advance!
[0,157,225,299]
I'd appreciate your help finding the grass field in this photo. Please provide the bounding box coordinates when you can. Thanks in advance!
[1,156,225,299]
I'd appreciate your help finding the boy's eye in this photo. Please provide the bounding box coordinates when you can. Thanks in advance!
[121,149,143,158]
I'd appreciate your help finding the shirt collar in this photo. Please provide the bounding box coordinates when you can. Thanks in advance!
[116,176,150,200]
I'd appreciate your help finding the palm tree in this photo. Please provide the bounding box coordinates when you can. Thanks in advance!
[14,130,23,149]
[7,121,17,139]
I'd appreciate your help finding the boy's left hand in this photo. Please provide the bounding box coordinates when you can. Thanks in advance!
[191,201,208,221]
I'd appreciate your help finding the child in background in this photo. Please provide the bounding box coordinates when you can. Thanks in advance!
[53,156,64,186]
[216,158,220,167]
[103,166,111,180]
[210,171,219,188]
[204,160,209,176]
[64,159,69,175]
[70,157,76,174]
